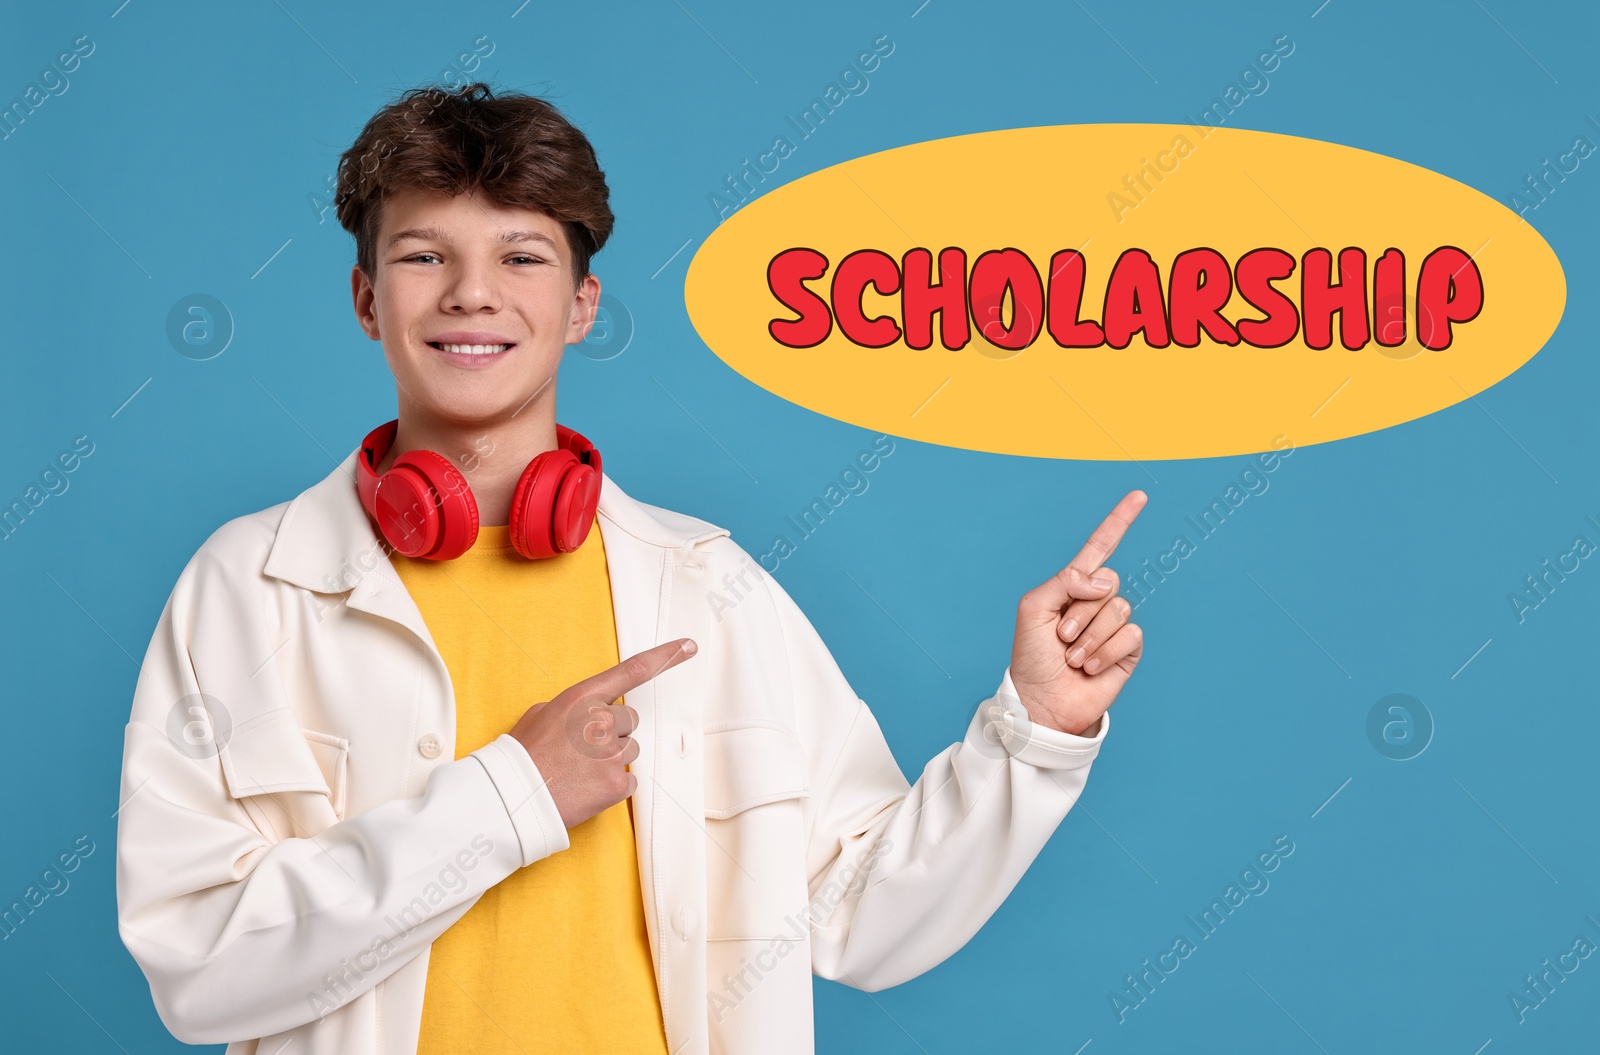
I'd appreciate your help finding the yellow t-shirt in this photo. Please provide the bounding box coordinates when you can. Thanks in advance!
[391,522,669,1055]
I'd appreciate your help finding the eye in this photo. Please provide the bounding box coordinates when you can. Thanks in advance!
[508,254,549,266]
[403,252,441,264]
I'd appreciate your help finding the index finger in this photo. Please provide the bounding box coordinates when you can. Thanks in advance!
[1067,490,1148,574]
[562,638,698,708]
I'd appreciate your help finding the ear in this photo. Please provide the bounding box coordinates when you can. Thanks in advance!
[565,272,602,346]
[351,265,380,340]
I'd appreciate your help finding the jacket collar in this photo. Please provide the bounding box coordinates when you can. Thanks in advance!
[263,448,728,601]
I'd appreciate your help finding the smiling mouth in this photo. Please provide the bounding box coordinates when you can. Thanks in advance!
[428,342,514,356]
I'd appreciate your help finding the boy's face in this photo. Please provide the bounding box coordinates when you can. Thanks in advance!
[351,186,600,431]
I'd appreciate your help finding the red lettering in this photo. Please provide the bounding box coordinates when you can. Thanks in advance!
[831,249,902,347]
[901,247,970,351]
[1102,249,1170,349]
[762,244,1484,354]
[1169,248,1240,347]
[1373,248,1407,347]
[1301,247,1370,350]
[969,249,1045,351]
[767,248,832,348]
[1415,246,1484,350]
[1234,248,1299,347]
[1045,250,1105,347]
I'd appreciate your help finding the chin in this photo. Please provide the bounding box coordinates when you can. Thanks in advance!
[428,395,541,427]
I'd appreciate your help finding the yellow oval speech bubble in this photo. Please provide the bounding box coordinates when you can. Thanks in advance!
[684,123,1565,459]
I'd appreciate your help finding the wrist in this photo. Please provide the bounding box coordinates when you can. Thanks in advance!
[1057,714,1102,738]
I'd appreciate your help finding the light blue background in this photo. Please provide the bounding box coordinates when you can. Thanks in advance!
[2,1,1596,1050]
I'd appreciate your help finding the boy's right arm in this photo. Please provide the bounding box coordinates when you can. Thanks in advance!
[115,584,570,1045]
[115,566,692,1047]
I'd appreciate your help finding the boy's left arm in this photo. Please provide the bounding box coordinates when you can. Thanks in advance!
[791,491,1148,990]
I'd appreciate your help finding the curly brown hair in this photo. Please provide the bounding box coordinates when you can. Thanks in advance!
[334,82,614,286]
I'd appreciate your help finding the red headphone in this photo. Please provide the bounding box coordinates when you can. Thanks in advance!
[355,419,603,561]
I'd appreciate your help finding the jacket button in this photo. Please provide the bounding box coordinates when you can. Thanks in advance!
[417,733,442,759]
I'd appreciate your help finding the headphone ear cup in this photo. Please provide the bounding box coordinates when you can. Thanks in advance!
[389,448,479,560]
[368,464,439,558]
[509,449,573,560]
[509,449,600,559]
[550,462,601,554]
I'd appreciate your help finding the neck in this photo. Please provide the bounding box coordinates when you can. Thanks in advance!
[377,400,559,528]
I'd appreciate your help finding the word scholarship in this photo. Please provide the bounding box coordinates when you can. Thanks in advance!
[766,246,1483,352]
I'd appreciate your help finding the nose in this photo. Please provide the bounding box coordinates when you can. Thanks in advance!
[441,255,501,313]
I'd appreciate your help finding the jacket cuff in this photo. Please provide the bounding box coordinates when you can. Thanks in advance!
[470,734,571,867]
[980,665,1109,770]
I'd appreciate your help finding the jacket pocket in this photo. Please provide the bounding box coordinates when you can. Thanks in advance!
[218,708,345,838]
[703,724,811,942]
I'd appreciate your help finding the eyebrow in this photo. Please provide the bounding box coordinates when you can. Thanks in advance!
[386,225,559,251]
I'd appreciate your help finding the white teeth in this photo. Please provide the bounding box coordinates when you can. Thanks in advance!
[436,343,510,355]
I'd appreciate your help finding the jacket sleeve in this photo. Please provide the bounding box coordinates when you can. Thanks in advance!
[115,563,570,1045]
[768,572,1112,992]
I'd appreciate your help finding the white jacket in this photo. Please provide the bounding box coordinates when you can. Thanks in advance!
[115,449,1111,1054]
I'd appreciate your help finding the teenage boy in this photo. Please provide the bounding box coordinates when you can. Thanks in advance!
[116,83,1147,1055]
